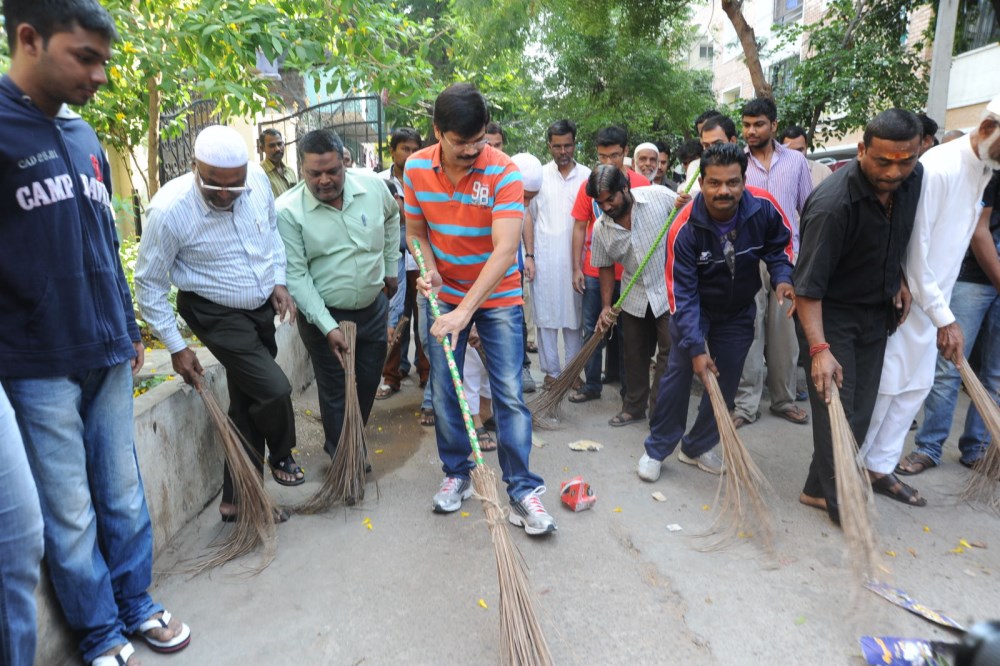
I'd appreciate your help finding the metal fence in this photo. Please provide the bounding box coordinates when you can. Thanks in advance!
[157,99,219,186]
[257,95,384,172]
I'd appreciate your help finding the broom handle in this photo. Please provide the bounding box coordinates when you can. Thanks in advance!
[411,239,486,466]
[612,167,700,311]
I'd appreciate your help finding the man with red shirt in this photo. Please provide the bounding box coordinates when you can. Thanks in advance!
[405,83,556,536]
[570,126,650,417]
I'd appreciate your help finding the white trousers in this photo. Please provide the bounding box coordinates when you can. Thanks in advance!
[535,326,582,377]
[464,349,491,416]
[860,388,929,474]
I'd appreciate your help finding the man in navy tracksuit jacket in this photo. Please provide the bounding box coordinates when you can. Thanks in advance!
[0,2,189,664]
[637,144,795,482]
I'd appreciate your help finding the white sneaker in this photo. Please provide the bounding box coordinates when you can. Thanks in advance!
[432,476,472,513]
[509,487,557,535]
[637,453,663,482]
[678,448,724,475]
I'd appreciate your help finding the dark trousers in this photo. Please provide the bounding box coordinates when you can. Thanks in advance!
[177,291,296,505]
[644,306,755,461]
[581,275,624,396]
[298,293,388,457]
[799,302,888,522]
[390,270,429,385]
[621,306,671,417]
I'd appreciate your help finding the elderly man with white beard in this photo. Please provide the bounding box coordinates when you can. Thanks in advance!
[859,94,1000,507]
[633,142,660,183]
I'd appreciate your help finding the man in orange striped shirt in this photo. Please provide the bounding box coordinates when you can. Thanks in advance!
[405,83,556,535]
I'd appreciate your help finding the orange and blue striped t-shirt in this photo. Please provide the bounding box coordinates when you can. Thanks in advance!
[403,144,525,308]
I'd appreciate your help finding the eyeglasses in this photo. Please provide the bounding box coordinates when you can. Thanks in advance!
[441,133,489,151]
[196,170,247,194]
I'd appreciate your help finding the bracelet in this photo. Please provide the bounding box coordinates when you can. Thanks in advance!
[809,343,830,357]
[525,253,534,258]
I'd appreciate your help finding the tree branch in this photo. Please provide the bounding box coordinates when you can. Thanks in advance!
[721,0,772,99]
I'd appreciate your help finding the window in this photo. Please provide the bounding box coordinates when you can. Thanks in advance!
[955,0,1000,55]
[773,0,803,24]
[699,44,715,60]
[770,55,800,99]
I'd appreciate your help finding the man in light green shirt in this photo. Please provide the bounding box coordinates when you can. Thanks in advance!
[276,128,399,458]
[259,129,297,197]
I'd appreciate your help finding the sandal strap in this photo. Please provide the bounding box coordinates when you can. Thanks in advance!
[138,610,171,634]
[92,642,135,666]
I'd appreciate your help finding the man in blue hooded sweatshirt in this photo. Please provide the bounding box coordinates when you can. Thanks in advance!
[0,1,189,664]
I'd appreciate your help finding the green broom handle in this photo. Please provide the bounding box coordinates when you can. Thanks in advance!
[612,167,700,310]
[411,239,485,466]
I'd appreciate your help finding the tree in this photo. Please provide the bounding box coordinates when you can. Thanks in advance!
[720,0,772,99]
[773,0,931,144]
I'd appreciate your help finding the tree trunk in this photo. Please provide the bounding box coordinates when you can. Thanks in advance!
[721,0,772,99]
[146,76,161,197]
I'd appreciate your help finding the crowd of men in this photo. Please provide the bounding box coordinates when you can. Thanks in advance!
[2,0,1000,664]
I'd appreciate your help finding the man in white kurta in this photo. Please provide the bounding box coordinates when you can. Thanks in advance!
[529,121,591,381]
[860,100,1000,504]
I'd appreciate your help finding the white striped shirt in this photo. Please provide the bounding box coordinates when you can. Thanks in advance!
[135,165,285,353]
[745,141,812,253]
[590,185,677,318]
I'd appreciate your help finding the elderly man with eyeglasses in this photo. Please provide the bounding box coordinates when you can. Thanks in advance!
[136,125,304,523]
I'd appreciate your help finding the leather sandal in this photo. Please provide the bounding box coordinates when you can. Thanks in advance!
[871,473,926,507]
[895,451,937,476]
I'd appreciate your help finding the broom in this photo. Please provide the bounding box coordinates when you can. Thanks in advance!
[386,314,409,355]
[295,321,371,513]
[698,360,775,551]
[412,240,553,665]
[829,384,883,582]
[190,388,278,574]
[956,357,1000,512]
[529,168,700,423]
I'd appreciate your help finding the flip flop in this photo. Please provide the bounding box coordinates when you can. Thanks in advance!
[568,389,600,403]
[269,455,305,486]
[419,408,435,426]
[475,426,497,451]
[895,451,938,476]
[135,610,191,654]
[609,412,644,427]
[375,384,400,400]
[871,473,927,507]
[769,405,809,424]
[91,642,136,666]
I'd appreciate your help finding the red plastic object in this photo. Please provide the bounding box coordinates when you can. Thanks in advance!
[560,476,596,512]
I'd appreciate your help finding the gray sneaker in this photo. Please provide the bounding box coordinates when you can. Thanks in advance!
[509,486,557,535]
[432,476,472,513]
[636,453,664,482]
[678,447,724,475]
[521,367,537,393]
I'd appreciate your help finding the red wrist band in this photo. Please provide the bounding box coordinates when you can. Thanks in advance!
[809,343,830,357]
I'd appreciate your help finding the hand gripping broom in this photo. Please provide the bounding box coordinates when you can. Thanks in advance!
[528,168,700,424]
[412,240,554,666]
[296,321,372,513]
[955,357,1000,513]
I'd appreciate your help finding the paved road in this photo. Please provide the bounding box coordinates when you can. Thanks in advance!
[136,366,998,665]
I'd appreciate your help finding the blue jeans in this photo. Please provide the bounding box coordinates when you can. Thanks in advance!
[388,256,407,329]
[2,363,160,663]
[428,302,542,500]
[581,275,622,395]
[0,386,44,666]
[644,307,755,461]
[914,281,1000,465]
[416,292,434,411]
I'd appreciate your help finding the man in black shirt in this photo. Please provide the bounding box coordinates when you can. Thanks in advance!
[901,172,1000,473]
[794,109,924,524]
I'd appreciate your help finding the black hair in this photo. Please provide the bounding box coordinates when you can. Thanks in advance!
[390,127,422,152]
[654,140,671,157]
[778,125,807,143]
[258,128,282,148]
[585,164,629,198]
[917,113,939,139]
[433,83,490,138]
[5,0,118,52]
[299,128,344,157]
[676,138,703,163]
[862,109,923,147]
[485,121,506,143]
[700,143,748,178]
[694,109,722,133]
[596,126,628,149]
[700,115,737,141]
[547,119,577,142]
[741,97,777,122]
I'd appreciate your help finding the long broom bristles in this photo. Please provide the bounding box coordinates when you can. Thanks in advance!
[386,314,409,355]
[472,464,554,666]
[190,389,277,574]
[296,321,370,513]
[957,358,1000,512]
[698,369,775,551]
[528,312,616,425]
[411,239,552,665]
[829,384,882,581]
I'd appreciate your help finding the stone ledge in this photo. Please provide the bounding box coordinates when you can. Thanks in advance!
[37,321,313,665]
